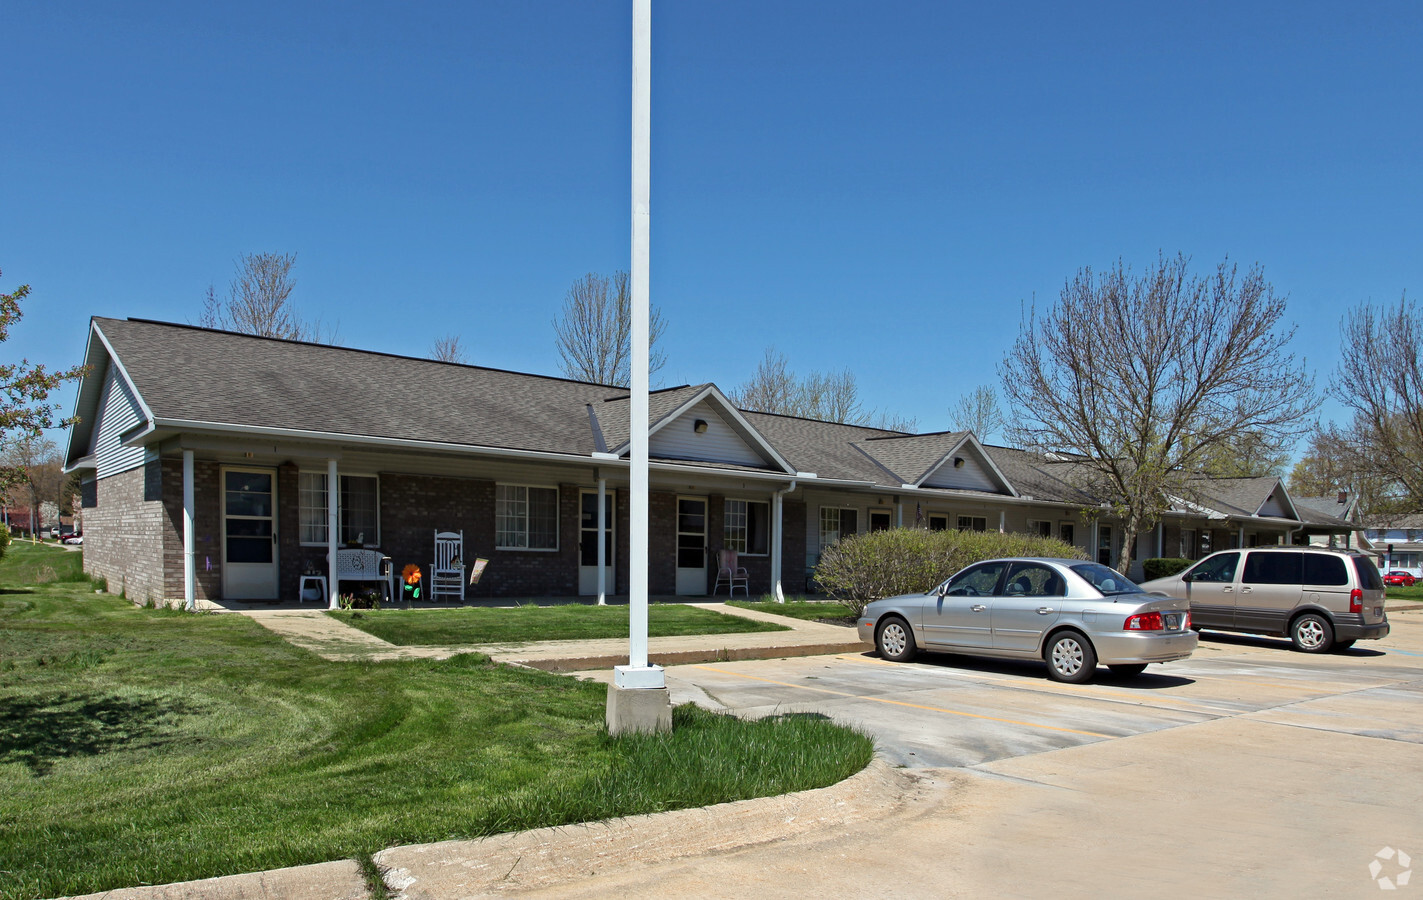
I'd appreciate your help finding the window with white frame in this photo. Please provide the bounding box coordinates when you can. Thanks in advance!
[496,484,559,549]
[724,499,770,555]
[928,513,948,532]
[298,473,379,545]
[1027,519,1053,538]
[957,515,987,532]
[819,507,859,549]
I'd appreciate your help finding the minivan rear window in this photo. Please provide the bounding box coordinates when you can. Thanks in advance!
[1352,556,1384,591]
[1302,554,1349,586]
[1242,552,1303,585]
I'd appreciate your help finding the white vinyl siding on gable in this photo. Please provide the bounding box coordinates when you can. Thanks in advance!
[921,451,1002,492]
[649,400,767,467]
[1258,490,1289,518]
[91,368,147,478]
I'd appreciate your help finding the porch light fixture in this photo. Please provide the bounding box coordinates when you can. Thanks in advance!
[693,419,708,434]
[953,457,965,468]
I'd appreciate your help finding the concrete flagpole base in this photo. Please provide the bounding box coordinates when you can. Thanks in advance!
[606,664,671,735]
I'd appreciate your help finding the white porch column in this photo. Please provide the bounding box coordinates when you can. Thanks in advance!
[772,489,784,603]
[998,510,1006,534]
[1156,522,1164,559]
[327,458,339,610]
[183,450,196,611]
[597,476,607,606]
[1239,524,1246,550]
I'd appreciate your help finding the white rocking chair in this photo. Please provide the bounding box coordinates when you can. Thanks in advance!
[430,530,466,603]
[712,548,749,596]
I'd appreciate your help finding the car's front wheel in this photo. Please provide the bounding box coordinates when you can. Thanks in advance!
[1044,630,1097,683]
[875,616,916,663]
[1290,612,1334,653]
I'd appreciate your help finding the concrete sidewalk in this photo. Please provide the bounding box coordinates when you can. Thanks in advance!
[240,602,869,670]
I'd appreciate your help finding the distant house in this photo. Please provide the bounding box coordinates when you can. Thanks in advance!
[1360,514,1423,575]
[63,318,1350,606]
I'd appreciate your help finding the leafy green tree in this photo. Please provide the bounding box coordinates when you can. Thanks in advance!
[0,269,87,493]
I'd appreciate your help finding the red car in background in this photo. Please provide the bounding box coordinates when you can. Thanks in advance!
[1383,570,1416,587]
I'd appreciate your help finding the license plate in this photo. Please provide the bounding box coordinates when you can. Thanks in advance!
[1375,608,1383,618]
[1164,613,1182,630]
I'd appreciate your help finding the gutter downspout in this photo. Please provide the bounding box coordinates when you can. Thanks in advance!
[772,479,798,603]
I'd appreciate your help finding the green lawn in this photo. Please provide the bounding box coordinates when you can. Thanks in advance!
[328,603,790,646]
[0,543,872,899]
[1386,583,1423,603]
[728,598,857,624]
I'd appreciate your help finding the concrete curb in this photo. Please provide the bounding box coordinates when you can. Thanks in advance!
[511,639,871,672]
[63,859,367,900]
[374,758,922,898]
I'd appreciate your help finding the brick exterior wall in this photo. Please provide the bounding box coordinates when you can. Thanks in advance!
[87,456,816,604]
[648,492,678,594]
[84,466,167,604]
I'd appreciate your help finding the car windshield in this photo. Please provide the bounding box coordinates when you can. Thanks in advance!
[1069,562,1141,596]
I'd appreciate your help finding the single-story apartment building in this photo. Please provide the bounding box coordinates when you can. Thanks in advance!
[64,318,1350,607]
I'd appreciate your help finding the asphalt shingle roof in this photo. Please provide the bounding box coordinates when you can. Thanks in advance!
[96,318,621,456]
[852,431,969,484]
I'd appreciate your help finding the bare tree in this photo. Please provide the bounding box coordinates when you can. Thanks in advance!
[430,334,468,364]
[1289,423,1399,515]
[200,252,334,342]
[1194,430,1290,479]
[553,271,666,386]
[1000,254,1317,574]
[0,268,87,494]
[947,386,1004,442]
[1330,295,1423,509]
[730,347,915,430]
[3,434,63,536]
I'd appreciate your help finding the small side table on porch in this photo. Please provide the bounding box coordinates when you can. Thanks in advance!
[299,575,328,604]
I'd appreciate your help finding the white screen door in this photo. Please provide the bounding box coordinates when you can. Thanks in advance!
[675,496,707,595]
[222,467,279,600]
[579,490,615,596]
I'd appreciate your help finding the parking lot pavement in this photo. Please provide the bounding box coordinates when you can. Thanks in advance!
[640,608,1423,769]
[536,610,1423,899]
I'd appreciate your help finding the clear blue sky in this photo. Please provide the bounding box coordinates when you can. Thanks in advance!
[3,0,1420,446]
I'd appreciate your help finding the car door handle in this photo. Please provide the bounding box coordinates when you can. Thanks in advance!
[1240,586,1251,594]
[970,604,987,612]
[1223,586,1233,593]
[1037,607,1055,614]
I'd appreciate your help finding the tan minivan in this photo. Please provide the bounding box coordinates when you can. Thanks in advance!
[1138,547,1390,652]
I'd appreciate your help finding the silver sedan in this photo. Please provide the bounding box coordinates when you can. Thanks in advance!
[856,557,1198,683]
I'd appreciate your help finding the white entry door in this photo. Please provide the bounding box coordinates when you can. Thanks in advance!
[579,490,615,596]
[675,496,708,595]
[222,467,279,600]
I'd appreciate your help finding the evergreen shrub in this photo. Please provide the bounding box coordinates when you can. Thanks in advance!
[1143,557,1193,581]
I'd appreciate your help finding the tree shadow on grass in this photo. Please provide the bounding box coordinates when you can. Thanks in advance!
[0,692,199,776]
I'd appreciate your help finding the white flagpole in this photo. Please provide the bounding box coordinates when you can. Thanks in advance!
[610,0,666,709]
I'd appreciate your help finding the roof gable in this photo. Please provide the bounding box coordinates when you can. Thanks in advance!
[855,431,1017,495]
[601,385,793,473]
